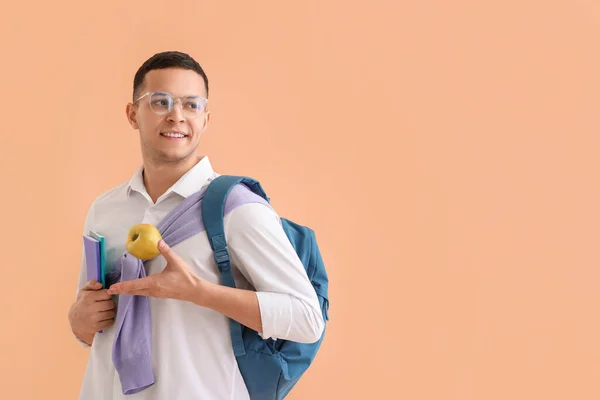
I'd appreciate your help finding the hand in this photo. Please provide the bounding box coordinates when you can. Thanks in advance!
[107,240,203,303]
[68,280,116,338]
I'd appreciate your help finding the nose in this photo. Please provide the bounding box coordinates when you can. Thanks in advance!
[166,99,185,123]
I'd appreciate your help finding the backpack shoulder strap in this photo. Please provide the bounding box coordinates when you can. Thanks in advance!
[201,175,269,357]
[202,175,270,263]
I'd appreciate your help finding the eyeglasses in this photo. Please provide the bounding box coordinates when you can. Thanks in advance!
[134,91,208,119]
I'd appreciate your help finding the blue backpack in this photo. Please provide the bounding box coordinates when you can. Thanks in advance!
[201,175,330,400]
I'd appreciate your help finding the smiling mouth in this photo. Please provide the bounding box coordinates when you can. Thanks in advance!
[160,132,188,139]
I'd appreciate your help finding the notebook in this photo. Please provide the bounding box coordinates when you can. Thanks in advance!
[83,235,102,286]
[88,231,106,288]
[83,232,107,333]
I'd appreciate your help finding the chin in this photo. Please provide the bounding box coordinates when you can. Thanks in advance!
[156,149,197,163]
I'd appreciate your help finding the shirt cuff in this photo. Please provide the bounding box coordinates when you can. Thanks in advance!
[255,291,292,340]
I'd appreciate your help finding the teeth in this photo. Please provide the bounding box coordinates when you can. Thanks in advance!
[163,132,185,138]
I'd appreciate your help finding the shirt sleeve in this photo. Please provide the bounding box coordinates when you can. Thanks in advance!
[225,202,325,344]
[73,202,96,348]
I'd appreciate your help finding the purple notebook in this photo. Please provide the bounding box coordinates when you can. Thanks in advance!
[83,235,103,333]
[83,235,102,284]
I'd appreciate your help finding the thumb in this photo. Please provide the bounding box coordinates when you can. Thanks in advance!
[158,240,183,265]
[84,279,102,290]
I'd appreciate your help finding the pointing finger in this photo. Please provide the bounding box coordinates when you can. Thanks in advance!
[107,276,155,295]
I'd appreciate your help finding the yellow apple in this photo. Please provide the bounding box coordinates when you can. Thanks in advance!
[126,223,163,260]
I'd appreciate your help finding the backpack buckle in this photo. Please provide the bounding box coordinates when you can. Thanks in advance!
[214,248,231,272]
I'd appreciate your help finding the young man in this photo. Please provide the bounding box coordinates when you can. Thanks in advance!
[68,51,324,400]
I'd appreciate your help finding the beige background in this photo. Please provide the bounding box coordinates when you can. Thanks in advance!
[1,0,600,399]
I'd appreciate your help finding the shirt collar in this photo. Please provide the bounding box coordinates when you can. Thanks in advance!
[127,156,216,200]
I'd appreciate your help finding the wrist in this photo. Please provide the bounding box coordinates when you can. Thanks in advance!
[188,275,214,308]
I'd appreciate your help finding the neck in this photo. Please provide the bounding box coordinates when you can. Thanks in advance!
[142,154,203,203]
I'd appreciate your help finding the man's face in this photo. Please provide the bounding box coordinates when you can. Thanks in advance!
[126,67,210,164]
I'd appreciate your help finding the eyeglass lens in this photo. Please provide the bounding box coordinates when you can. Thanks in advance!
[149,92,205,116]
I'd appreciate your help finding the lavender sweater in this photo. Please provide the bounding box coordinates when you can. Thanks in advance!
[109,183,270,395]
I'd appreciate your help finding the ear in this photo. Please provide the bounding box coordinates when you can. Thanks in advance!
[126,103,139,129]
[201,111,211,132]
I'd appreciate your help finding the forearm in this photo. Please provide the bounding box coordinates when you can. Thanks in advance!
[191,278,263,334]
[189,277,324,343]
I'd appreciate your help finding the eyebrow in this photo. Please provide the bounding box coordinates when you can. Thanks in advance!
[154,91,204,99]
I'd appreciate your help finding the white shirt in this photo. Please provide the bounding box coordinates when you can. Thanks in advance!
[74,156,324,400]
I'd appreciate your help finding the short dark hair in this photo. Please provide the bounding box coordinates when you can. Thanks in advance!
[132,51,209,102]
